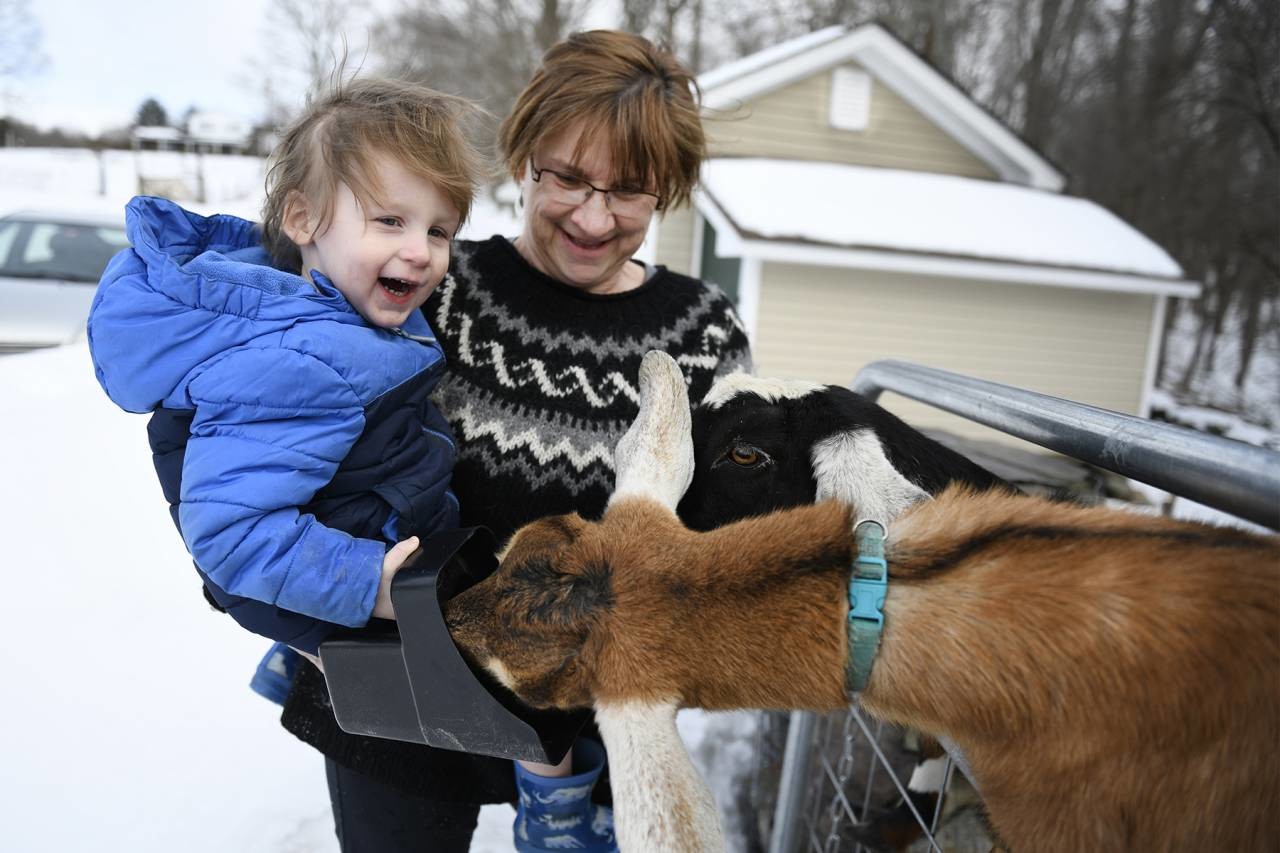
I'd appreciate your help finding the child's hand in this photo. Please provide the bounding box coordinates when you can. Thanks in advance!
[373,536,421,620]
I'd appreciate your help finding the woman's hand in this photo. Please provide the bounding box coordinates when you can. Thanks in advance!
[373,536,421,620]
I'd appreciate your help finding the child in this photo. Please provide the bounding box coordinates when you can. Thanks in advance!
[89,77,475,673]
[90,77,480,843]
[89,77,615,853]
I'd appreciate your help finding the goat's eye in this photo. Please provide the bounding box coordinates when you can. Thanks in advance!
[729,444,761,466]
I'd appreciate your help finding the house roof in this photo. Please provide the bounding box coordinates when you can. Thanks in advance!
[131,126,183,142]
[697,159,1198,297]
[697,24,1065,192]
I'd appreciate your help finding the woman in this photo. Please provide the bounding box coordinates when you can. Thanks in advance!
[282,30,752,852]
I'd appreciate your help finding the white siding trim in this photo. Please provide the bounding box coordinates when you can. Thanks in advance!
[636,216,659,264]
[689,209,705,278]
[693,190,747,255]
[699,26,846,90]
[1139,294,1169,418]
[724,235,1200,298]
[700,25,1064,191]
[738,257,761,345]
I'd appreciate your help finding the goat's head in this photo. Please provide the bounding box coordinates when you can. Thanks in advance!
[445,351,696,709]
[678,374,1005,531]
[444,510,603,709]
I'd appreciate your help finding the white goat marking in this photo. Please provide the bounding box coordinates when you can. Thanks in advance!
[594,700,725,852]
[485,658,519,693]
[700,372,825,410]
[811,429,930,526]
[610,352,694,512]
[908,755,949,793]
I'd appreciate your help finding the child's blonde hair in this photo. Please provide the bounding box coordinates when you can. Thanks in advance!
[262,77,486,271]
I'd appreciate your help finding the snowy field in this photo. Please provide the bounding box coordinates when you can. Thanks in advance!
[0,146,1273,852]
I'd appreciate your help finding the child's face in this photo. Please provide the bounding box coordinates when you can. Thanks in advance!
[294,151,460,329]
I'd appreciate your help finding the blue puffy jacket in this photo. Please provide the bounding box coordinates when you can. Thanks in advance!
[88,196,459,653]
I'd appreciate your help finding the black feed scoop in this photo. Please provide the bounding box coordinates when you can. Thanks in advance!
[318,527,588,765]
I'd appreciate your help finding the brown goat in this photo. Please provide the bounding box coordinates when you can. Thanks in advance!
[445,352,1280,852]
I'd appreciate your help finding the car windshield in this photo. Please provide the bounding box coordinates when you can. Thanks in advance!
[0,218,129,283]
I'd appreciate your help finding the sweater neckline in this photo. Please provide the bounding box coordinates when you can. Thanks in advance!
[488,235,665,302]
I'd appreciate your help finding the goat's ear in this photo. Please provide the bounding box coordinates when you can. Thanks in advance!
[811,429,930,526]
[610,350,694,513]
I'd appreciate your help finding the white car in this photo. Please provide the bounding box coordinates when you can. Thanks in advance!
[0,207,129,352]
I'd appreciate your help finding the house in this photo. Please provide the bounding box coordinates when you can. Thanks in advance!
[650,24,1198,444]
[186,112,252,155]
[130,125,184,152]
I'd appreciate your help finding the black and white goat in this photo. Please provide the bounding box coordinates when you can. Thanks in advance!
[677,372,1010,845]
[679,373,1009,530]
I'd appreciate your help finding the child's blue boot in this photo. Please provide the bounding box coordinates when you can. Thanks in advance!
[249,642,298,705]
[513,738,617,852]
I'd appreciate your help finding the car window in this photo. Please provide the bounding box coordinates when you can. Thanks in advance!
[3,220,127,283]
[0,220,18,265]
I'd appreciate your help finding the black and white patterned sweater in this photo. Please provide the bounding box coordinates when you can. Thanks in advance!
[425,235,753,545]
[280,235,751,803]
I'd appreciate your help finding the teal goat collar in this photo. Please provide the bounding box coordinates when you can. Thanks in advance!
[846,519,888,694]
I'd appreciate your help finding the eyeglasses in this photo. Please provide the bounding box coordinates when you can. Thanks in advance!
[529,161,663,218]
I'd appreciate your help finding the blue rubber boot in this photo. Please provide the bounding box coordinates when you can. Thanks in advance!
[248,642,298,705]
[513,738,617,852]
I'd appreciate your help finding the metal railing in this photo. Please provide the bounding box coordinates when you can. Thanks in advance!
[766,360,1280,853]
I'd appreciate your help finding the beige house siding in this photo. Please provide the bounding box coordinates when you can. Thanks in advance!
[654,204,697,275]
[752,263,1156,446]
[706,64,999,179]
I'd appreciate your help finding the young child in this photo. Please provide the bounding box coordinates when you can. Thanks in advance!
[88,78,615,852]
[89,79,476,682]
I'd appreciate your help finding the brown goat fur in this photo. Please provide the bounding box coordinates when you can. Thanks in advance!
[445,486,1280,851]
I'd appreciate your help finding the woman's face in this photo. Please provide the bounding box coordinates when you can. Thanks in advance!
[517,123,656,295]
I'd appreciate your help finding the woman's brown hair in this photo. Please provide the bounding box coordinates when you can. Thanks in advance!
[261,77,486,271]
[498,30,705,211]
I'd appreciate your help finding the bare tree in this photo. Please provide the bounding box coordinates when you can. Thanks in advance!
[372,0,588,123]
[247,0,372,125]
[0,0,47,81]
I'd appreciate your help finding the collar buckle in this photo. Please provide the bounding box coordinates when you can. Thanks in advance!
[846,520,888,694]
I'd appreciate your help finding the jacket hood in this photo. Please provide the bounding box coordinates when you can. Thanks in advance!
[88,196,432,413]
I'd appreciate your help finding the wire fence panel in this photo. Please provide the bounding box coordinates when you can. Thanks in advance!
[757,707,989,852]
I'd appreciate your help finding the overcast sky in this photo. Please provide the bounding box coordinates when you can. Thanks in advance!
[11,0,618,135]
[11,0,278,133]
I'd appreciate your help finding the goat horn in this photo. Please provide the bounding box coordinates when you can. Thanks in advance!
[609,350,694,513]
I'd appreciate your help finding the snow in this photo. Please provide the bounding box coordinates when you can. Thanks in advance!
[701,158,1185,279]
[697,26,846,90]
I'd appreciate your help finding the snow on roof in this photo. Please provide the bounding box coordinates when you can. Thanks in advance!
[131,125,184,142]
[698,26,846,91]
[701,158,1185,281]
[187,111,251,145]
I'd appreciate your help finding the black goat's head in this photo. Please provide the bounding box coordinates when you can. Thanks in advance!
[678,374,1007,531]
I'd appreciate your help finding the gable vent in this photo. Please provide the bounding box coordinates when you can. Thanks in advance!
[829,67,872,132]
